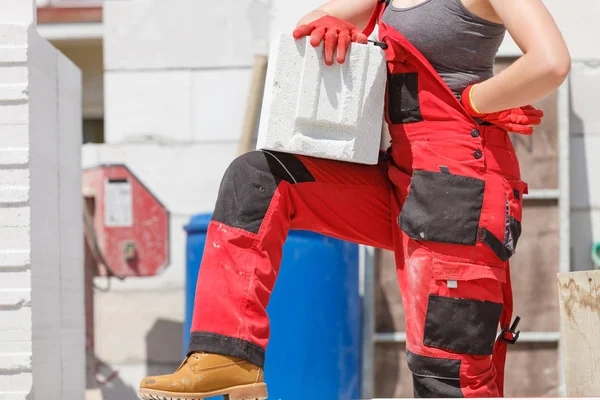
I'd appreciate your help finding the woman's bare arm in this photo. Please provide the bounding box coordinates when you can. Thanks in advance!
[296,0,377,30]
[471,0,571,113]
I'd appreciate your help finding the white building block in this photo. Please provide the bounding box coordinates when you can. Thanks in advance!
[0,25,28,47]
[28,30,62,400]
[57,51,85,400]
[0,309,32,343]
[0,228,30,253]
[0,169,29,186]
[570,62,600,136]
[0,250,30,268]
[570,135,600,209]
[0,373,32,397]
[104,0,255,70]
[0,0,35,26]
[0,187,29,204]
[0,125,28,148]
[191,68,252,142]
[0,289,30,308]
[257,34,386,165]
[0,207,30,228]
[0,100,28,126]
[104,71,194,143]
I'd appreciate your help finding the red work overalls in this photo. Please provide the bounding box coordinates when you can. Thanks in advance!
[189,1,524,397]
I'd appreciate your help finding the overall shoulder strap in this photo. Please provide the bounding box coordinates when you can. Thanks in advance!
[362,0,389,37]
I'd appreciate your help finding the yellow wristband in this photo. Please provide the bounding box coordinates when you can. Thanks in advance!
[469,85,483,115]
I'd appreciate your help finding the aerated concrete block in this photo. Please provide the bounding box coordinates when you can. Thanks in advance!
[104,0,255,70]
[570,62,600,136]
[570,135,600,209]
[104,70,194,143]
[257,33,386,165]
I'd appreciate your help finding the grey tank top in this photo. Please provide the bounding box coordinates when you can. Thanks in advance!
[381,0,506,97]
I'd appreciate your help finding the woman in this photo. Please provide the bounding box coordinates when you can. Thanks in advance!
[138,0,569,398]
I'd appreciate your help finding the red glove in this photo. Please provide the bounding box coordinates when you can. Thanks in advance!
[461,85,544,135]
[293,16,368,66]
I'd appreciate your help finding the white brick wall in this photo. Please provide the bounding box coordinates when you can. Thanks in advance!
[0,17,33,398]
[0,2,84,397]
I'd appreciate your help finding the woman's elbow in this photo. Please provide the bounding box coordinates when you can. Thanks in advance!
[549,52,571,82]
[542,48,571,85]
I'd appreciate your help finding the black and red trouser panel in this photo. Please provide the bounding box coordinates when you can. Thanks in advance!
[189,149,396,367]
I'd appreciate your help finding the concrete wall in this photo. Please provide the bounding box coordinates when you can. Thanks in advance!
[0,1,84,398]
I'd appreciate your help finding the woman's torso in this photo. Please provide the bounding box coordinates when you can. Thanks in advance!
[381,0,506,98]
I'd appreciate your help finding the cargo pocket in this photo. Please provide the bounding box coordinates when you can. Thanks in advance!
[479,179,528,261]
[423,258,505,355]
[400,170,484,245]
[387,72,424,124]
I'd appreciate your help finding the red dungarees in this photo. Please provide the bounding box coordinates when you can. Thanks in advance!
[189,1,524,397]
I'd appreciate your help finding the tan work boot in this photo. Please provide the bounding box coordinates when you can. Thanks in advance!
[138,352,267,400]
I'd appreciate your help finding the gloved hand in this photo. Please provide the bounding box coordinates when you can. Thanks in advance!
[461,85,544,135]
[293,16,368,66]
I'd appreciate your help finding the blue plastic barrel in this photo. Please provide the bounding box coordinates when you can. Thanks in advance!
[184,214,361,400]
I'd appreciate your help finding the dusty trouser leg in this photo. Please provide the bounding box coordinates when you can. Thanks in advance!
[139,150,396,399]
[189,150,395,367]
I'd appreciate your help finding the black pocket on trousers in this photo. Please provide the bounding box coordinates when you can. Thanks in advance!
[424,295,503,355]
[388,72,424,124]
[400,170,484,245]
[479,178,526,261]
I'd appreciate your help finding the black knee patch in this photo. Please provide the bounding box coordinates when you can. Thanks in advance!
[406,350,463,398]
[212,151,315,234]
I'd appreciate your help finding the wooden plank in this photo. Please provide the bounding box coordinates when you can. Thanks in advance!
[557,270,600,396]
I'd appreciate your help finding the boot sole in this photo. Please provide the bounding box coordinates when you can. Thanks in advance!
[138,382,268,400]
